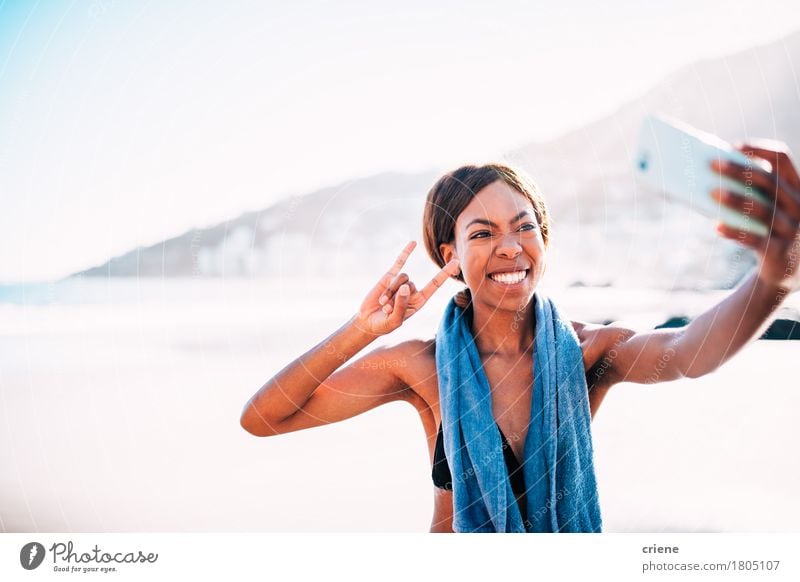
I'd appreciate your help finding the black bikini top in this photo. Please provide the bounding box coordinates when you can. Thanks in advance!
[432,421,527,518]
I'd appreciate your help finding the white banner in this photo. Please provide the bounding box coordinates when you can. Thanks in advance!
[1,533,799,581]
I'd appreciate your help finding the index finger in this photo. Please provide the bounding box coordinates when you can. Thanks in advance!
[386,240,416,278]
[364,241,417,305]
[418,258,460,303]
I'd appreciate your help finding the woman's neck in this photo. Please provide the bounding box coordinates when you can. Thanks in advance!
[470,298,536,358]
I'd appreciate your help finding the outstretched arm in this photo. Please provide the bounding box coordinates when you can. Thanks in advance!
[681,270,791,378]
[589,272,787,387]
[600,141,800,385]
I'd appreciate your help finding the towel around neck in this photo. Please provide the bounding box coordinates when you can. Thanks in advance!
[434,290,602,533]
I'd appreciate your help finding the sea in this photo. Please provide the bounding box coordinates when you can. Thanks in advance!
[1,277,798,532]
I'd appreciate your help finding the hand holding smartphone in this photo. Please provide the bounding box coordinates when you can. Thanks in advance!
[633,115,772,237]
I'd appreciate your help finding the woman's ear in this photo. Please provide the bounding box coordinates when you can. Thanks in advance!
[439,242,454,263]
[439,242,461,277]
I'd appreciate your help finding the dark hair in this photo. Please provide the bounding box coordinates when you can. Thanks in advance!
[422,163,550,309]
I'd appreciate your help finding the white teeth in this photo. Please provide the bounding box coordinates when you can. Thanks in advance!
[489,270,527,284]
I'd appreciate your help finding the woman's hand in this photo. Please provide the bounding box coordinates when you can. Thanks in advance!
[354,241,460,336]
[711,141,800,293]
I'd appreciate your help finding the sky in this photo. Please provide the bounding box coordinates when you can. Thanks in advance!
[2,0,800,282]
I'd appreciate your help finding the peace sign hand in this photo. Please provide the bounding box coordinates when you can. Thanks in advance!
[354,241,460,336]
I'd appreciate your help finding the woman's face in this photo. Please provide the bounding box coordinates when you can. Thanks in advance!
[439,180,546,311]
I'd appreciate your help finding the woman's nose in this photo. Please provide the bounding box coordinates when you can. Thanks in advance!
[495,234,522,258]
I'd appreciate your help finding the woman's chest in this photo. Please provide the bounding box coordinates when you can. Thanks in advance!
[405,350,535,460]
[403,326,615,461]
[482,355,534,460]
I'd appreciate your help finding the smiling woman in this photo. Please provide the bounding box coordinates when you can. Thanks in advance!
[241,156,800,533]
[422,163,550,312]
[418,164,603,532]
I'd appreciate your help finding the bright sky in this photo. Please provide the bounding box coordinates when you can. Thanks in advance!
[1,0,799,282]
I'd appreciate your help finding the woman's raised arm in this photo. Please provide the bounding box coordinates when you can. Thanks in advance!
[240,241,459,436]
[594,141,800,386]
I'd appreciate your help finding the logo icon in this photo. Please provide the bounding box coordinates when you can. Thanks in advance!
[20,542,46,570]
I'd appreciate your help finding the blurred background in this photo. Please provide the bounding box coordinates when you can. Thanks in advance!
[1,0,799,532]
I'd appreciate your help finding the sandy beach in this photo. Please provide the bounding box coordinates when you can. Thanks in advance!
[1,277,798,532]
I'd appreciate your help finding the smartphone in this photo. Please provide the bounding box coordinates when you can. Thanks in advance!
[633,114,771,237]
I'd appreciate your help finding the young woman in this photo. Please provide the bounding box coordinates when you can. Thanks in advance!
[241,144,800,532]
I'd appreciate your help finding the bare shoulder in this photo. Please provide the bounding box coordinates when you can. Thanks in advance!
[392,337,436,358]
[571,319,637,343]
[569,319,641,416]
[570,319,637,377]
[390,338,437,381]
[389,338,439,412]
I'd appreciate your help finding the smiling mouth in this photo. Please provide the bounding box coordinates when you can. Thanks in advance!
[487,269,529,285]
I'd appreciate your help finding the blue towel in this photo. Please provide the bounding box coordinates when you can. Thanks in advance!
[435,291,602,533]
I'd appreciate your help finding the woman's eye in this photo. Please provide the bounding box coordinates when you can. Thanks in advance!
[470,224,536,239]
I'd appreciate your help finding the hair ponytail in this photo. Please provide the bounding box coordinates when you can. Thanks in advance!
[454,287,472,310]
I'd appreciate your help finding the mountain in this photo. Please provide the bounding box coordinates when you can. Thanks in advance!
[74,170,439,279]
[72,31,800,289]
[509,30,800,289]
